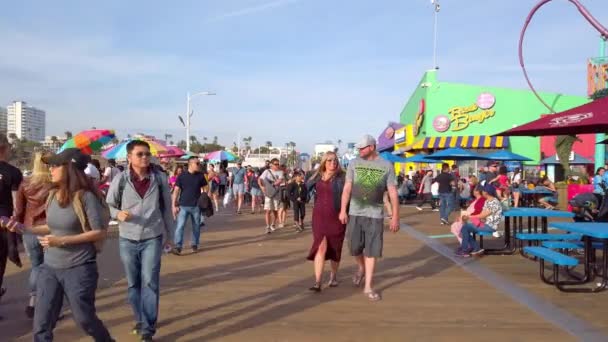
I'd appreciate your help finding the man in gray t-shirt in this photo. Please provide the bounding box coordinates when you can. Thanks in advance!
[416,170,436,210]
[340,134,399,302]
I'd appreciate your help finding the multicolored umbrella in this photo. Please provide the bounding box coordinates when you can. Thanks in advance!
[102,137,168,160]
[204,150,238,162]
[59,129,116,154]
[157,146,186,159]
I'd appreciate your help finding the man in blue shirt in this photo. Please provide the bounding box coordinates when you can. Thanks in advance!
[231,162,246,214]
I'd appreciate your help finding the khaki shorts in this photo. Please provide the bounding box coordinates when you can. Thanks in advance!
[347,216,384,258]
[264,197,281,211]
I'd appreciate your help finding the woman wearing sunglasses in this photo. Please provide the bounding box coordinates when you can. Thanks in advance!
[3,148,114,341]
[305,151,346,292]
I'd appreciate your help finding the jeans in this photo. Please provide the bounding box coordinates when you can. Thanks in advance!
[460,223,495,252]
[439,193,453,221]
[24,233,44,296]
[119,236,162,337]
[174,206,202,248]
[417,193,436,209]
[33,263,112,342]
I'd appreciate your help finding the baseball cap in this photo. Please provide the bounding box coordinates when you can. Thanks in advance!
[482,183,498,197]
[42,148,91,171]
[355,134,377,149]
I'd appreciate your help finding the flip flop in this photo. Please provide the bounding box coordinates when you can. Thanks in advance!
[352,272,364,287]
[364,290,381,301]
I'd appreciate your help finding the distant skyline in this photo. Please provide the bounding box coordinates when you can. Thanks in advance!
[1,0,607,152]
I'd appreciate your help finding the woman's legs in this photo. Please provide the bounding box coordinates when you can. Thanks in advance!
[329,260,340,284]
[513,191,520,207]
[313,238,328,285]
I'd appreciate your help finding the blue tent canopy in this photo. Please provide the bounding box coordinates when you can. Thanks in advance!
[425,147,490,161]
[379,152,409,163]
[484,150,532,162]
[403,154,439,163]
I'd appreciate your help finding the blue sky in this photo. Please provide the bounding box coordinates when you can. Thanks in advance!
[1,0,607,153]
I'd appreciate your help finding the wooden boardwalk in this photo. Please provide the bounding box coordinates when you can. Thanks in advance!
[1,205,607,341]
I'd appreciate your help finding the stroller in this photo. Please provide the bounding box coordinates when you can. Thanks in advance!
[569,183,608,222]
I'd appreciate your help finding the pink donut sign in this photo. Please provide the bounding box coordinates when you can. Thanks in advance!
[433,115,451,132]
[476,92,496,109]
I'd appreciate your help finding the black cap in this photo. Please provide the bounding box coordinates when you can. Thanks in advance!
[42,148,91,171]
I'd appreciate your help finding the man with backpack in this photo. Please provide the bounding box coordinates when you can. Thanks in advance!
[259,158,284,234]
[106,140,174,342]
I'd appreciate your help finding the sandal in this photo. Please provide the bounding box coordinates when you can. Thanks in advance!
[364,290,381,301]
[352,271,364,287]
[309,283,321,293]
[327,279,339,287]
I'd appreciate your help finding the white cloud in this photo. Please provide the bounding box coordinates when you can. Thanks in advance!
[206,0,302,22]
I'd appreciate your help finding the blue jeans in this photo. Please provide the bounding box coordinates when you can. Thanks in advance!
[24,233,44,296]
[174,206,202,248]
[119,236,162,337]
[460,223,495,252]
[33,263,112,342]
[439,193,453,221]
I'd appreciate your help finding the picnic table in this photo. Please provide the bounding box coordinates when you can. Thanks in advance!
[549,222,608,292]
[484,208,574,255]
[520,188,555,207]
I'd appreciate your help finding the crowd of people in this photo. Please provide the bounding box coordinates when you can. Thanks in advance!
[0,132,405,341]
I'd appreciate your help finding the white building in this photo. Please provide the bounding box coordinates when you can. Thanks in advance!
[0,107,6,134]
[42,135,68,152]
[314,143,337,158]
[7,101,46,141]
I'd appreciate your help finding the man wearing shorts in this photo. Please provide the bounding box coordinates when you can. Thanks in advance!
[231,162,246,214]
[339,134,399,301]
[259,158,284,234]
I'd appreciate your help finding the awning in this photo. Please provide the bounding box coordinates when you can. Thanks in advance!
[410,136,510,150]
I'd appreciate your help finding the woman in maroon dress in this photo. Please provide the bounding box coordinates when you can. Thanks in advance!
[306,152,346,292]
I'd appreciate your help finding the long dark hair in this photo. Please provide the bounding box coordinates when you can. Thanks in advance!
[54,163,104,208]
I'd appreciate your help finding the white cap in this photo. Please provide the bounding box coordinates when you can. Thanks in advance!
[354,134,377,149]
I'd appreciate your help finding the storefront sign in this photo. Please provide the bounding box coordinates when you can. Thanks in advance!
[413,99,425,136]
[587,57,608,97]
[448,94,496,132]
[433,115,451,132]
[394,128,406,144]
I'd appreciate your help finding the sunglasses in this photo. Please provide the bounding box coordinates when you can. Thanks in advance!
[326,159,337,163]
[272,163,280,166]
[133,152,152,158]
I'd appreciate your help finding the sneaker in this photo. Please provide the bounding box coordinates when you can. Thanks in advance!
[265,226,272,234]
[471,249,485,256]
[455,249,471,257]
[191,246,199,253]
[270,225,276,232]
[172,247,182,256]
[432,208,439,212]
[492,231,502,238]
[131,323,142,335]
[278,223,284,228]
[440,218,449,225]
[25,305,35,319]
[416,206,423,211]
[141,334,153,342]
[237,211,242,215]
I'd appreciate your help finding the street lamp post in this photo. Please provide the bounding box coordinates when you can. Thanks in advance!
[431,0,441,70]
[184,91,215,152]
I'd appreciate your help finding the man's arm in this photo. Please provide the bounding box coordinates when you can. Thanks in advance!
[339,181,352,224]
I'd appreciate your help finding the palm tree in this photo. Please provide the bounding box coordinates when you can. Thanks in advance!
[50,136,59,150]
[213,136,218,144]
[64,131,73,140]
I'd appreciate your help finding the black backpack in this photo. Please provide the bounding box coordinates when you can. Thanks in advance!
[198,192,214,218]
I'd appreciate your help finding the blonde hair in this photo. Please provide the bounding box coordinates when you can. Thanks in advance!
[30,152,51,185]
[313,151,344,180]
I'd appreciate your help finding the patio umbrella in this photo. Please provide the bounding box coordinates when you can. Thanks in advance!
[402,154,439,163]
[204,150,238,162]
[425,147,490,161]
[102,137,168,160]
[157,146,186,159]
[495,97,608,137]
[379,152,409,163]
[484,150,533,162]
[59,129,116,154]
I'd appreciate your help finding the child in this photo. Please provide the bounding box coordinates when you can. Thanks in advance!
[287,172,308,232]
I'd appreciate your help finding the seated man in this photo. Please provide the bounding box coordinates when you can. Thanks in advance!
[456,184,503,257]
